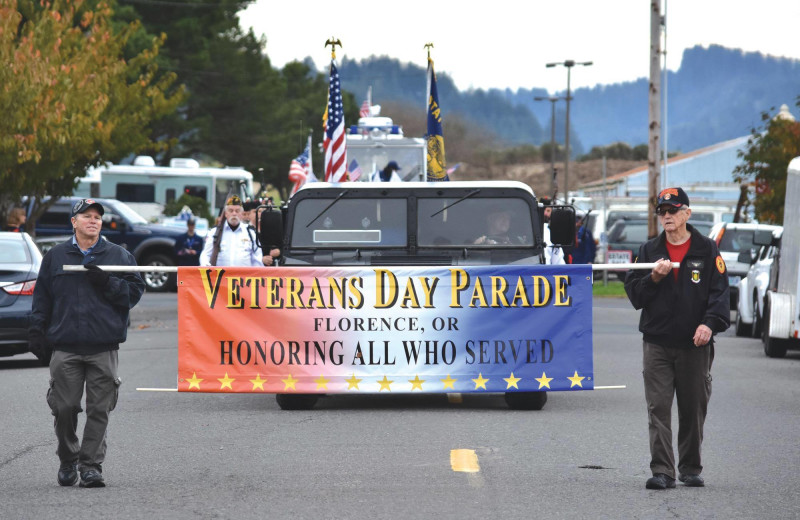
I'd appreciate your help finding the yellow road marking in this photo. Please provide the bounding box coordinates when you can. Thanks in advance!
[450,449,480,473]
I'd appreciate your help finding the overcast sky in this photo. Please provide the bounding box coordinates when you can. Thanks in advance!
[240,0,800,94]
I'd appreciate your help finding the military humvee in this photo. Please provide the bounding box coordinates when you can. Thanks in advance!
[258,181,576,410]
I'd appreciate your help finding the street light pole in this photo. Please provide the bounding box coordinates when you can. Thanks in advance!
[534,95,564,198]
[546,60,592,203]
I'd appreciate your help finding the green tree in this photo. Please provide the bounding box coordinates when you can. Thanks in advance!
[733,101,800,224]
[123,4,359,200]
[0,0,184,233]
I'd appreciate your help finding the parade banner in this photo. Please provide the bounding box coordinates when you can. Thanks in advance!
[177,265,594,393]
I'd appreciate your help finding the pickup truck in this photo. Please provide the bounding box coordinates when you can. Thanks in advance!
[31,196,184,292]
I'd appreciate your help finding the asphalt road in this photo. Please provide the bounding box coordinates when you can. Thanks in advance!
[1,293,798,519]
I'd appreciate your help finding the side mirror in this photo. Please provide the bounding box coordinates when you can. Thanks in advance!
[752,229,773,247]
[258,207,284,251]
[737,250,755,265]
[102,213,126,231]
[548,206,576,247]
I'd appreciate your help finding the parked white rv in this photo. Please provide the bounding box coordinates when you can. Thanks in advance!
[74,156,254,221]
[760,157,800,358]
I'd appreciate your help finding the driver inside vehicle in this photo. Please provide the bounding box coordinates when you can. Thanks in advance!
[474,207,515,245]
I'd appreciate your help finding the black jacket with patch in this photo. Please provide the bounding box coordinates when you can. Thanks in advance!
[30,236,145,354]
[624,224,730,348]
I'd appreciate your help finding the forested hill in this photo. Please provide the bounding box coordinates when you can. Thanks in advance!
[331,45,799,154]
[335,56,548,147]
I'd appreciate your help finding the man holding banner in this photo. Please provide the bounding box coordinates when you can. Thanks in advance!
[30,199,145,488]
[625,187,729,490]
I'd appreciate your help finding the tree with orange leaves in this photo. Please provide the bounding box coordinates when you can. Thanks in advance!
[0,0,185,233]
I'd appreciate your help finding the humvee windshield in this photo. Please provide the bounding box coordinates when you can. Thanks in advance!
[289,196,534,249]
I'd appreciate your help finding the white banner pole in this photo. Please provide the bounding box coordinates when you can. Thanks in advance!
[64,263,677,273]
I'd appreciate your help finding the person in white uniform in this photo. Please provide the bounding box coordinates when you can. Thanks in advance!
[200,195,263,267]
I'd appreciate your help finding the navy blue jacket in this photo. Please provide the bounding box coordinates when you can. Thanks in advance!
[174,232,204,266]
[624,224,730,348]
[30,237,145,354]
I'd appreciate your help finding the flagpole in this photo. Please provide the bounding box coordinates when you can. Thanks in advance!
[306,132,313,178]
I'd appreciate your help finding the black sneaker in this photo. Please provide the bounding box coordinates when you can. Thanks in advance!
[78,469,105,488]
[57,463,78,486]
[679,473,705,487]
[646,473,676,489]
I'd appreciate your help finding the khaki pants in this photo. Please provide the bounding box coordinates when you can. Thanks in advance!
[47,350,120,473]
[643,341,713,479]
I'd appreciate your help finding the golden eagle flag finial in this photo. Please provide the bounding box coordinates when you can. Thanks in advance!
[424,42,434,61]
[325,37,342,60]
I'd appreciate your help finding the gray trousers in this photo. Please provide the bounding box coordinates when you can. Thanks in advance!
[47,350,120,472]
[642,341,712,479]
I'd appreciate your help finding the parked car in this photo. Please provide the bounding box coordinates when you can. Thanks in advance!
[734,228,783,337]
[605,218,713,279]
[709,222,782,309]
[30,196,184,292]
[0,232,46,365]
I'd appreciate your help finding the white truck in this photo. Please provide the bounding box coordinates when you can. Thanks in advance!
[760,157,800,358]
[345,106,427,182]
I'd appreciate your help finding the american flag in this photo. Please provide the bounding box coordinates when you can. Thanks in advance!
[323,60,347,182]
[289,143,310,195]
[348,159,363,181]
[359,99,370,118]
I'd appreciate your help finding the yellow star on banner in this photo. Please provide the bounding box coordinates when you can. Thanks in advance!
[441,374,457,390]
[535,371,553,389]
[567,370,585,388]
[377,375,394,392]
[187,372,203,390]
[504,372,522,389]
[249,374,267,391]
[314,374,330,390]
[282,374,298,391]
[409,375,425,391]
[472,373,489,390]
[345,373,362,390]
[218,372,235,390]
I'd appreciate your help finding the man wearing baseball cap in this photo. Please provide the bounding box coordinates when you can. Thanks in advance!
[30,199,145,488]
[624,187,730,490]
[371,160,402,182]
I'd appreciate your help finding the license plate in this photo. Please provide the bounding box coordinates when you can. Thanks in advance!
[728,275,741,286]
[607,250,633,264]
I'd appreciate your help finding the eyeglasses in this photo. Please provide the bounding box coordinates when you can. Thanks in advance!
[655,206,684,216]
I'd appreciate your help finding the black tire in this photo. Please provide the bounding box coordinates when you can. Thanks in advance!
[141,253,176,292]
[734,310,749,337]
[276,394,319,410]
[751,294,762,338]
[762,302,788,358]
[504,391,547,410]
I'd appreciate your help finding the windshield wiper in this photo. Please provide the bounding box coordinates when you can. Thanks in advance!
[306,190,349,228]
[430,189,481,217]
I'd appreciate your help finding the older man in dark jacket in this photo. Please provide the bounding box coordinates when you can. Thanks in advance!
[625,187,729,490]
[30,199,145,488]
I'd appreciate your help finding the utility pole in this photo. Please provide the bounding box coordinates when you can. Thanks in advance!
[534,96,565,199]
[546,60,592,203]
[648,0,662,238]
